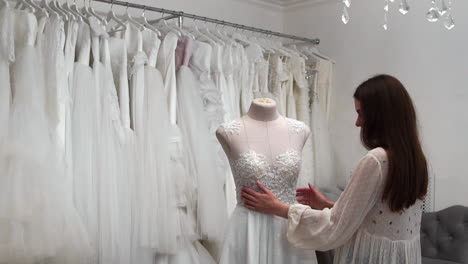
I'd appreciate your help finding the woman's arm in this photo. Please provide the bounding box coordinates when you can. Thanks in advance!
[241,152,383,251]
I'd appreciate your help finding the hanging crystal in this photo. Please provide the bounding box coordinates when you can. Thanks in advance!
[341,6,350,24]
[444,13,455,29]
[399,0,410,14]
[426,0,440,22]
[438,0,448,15]
[444,0,455,30]
[382,11,388,30]
[343,0,351,8]
[384,0,389,12]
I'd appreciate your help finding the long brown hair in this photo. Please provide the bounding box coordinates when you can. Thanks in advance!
[353,74,428,212]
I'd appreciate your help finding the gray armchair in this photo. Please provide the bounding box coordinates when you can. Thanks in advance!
[315,205,468,264]
[420,205,468,264]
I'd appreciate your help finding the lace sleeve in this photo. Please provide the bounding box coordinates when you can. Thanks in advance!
[286,152,383,251]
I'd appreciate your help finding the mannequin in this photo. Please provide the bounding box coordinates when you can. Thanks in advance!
[216,98,317,263]
[216,98,310,163]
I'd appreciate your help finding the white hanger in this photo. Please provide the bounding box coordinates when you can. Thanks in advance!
[307,45,335,63]
[201,21,225,45]
[105,0,126,33]
[58,0,77,21]
[62,0,82,22]
[40,0,59,17]
[213,24,241,48]
[191,19,217,45]
[138,7,161,37]
[50,0,70,20]
[87,0,106,24]
[71,0,88,23]
[154,11,181,37]
[123,2,144,31]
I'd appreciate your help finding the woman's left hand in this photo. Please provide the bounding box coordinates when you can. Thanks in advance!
[241,181,290,219]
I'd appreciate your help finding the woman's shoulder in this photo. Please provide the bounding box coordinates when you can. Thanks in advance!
[367,147,388,164]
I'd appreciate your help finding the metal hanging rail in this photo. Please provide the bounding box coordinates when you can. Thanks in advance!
[92,0,320,45]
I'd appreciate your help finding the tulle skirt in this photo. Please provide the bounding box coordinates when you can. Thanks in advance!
[220,206,317,264]
[0,45,92,264]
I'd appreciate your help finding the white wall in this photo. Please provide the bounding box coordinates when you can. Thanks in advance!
[284,0,468,210]
[92,0,284,32]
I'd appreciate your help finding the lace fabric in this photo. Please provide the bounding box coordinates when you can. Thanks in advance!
[287,148,423,264]
[219,117,317,264]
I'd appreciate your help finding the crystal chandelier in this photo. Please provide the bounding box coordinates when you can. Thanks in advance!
[340,0,455,30]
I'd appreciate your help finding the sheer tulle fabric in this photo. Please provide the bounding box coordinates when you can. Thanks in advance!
[177,64,227,241]
[0,10,92,263]
[220,207,316,264]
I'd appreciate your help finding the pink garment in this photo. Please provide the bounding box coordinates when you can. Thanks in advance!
[175,36,194,71]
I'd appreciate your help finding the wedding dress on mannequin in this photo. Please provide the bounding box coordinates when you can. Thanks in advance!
[217,99,317,264]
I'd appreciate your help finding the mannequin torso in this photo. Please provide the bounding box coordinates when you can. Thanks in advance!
[216,98,310,164]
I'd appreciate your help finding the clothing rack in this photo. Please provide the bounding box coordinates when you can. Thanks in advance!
[92,0,320,45]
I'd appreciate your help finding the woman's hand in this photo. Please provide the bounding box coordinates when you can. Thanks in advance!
[296,183,334,210]
[241,181,290,219]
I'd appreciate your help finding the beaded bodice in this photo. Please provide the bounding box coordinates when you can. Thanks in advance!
[222,118,306,205]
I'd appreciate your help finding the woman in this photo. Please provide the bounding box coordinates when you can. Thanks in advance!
[241,74,428,263]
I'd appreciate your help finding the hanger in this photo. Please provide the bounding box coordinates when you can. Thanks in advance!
[123,2,144,31]
[200,19,225,45]
[50,0,70,20]
[106,0,126,33]
[40,0,59,17]
[81,0,102,24]
[60,0,77,21]
[138,7,161,37]
[155,10,181,37]
[306,45,335,63]
[87,0,106,24]
[62,0,82,21]
[213,23,241,47]
[191,19,217,45]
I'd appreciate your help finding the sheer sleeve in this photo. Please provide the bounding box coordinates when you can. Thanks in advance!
[287,152,384,251]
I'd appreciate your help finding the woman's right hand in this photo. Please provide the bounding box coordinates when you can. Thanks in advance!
[296,183,334,210]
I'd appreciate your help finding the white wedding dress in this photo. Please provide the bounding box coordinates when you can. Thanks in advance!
[0,9,92,263]
[219,118,317,264]
[0,4,13,144]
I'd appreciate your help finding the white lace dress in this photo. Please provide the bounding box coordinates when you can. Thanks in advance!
[219,119,317,264]
[287,148,423,264]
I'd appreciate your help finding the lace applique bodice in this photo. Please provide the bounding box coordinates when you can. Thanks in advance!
[221,120,241,135]
[230,149,301,205]
[224,117,307,205]
[287,118,306,133]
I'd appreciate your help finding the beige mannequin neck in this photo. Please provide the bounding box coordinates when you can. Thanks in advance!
[247,98,279,122]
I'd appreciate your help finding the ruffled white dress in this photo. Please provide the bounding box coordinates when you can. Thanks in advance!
[287,148,423,264]
[0,10,92,263]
